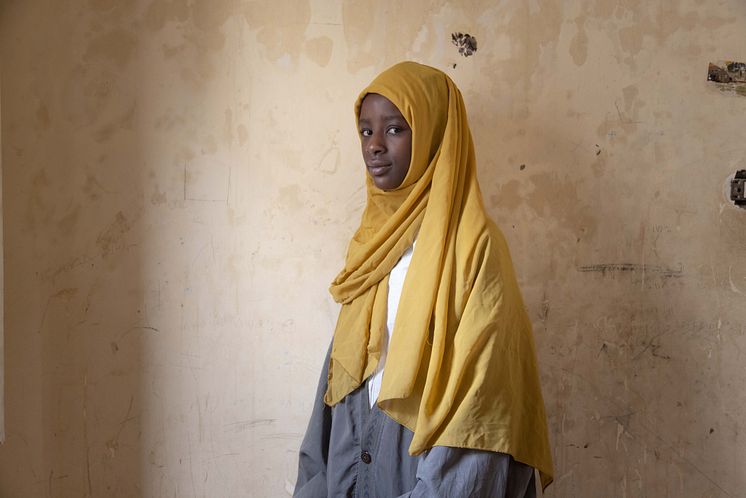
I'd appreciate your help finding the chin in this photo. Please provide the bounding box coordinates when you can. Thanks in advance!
[375,180,395,191]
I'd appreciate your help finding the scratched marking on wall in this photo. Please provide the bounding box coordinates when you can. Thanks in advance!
[707,61,746,96]
[577,263,683,278]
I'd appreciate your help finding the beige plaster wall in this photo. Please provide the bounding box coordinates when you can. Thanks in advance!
[1,1,745,497]
[0,39,4,443]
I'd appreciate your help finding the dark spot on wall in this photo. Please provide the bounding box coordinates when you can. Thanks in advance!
[451,32,477,57]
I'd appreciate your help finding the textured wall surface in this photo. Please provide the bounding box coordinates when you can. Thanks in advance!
[1,1,745,497]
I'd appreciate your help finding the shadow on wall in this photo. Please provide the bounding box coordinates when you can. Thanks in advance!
[0,2,145,496]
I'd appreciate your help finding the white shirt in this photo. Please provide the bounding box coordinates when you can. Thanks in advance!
[367,241,415,408]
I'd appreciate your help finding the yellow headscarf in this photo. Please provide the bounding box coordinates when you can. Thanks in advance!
[325,61,554,489]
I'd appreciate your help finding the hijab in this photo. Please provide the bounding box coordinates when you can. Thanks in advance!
[324,61,554,489]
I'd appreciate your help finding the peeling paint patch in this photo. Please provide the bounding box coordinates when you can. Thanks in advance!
[708,61,746,83]
[708,61,746,96]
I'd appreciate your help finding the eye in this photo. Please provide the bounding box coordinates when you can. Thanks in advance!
[386,126,403,135]
[360,128,372,137]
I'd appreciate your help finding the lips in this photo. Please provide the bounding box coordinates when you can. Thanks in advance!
[366,162,392,176]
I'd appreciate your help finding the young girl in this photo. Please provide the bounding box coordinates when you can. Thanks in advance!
[294,61,553,497]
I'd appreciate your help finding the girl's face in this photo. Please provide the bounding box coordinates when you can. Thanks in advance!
[358,93,412,191]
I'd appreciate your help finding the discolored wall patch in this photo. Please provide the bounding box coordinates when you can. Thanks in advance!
[304,36,334,67]
[569,16,588,66]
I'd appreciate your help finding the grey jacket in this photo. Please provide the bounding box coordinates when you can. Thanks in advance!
[294,347,537,498]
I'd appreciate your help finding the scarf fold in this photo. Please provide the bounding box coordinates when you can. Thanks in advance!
[324,61,554,489]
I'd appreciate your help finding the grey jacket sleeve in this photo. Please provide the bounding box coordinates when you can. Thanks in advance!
[293,349,332,498]
[397,447,536,498]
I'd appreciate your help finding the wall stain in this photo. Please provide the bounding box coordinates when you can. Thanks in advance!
[618,26,643,56]
[62,64,133,129]
[142,0,190,31]
[237,124,249,146]
[489,179,523,211]
[96,211,132,257]
[153,109,186,131]
[36,102,51,131]
[526,173,598,239]
[612,4,732,65]
[151,185,167,206]
[304,36,334,67]
[40,255,95,283]
[88,0,137,13]
[57,203,82,235]
[93,102,137,143]
[342,0,450,73]
[569,15,588,66]
[479,0,564,98]
[25,170,52,230]
[276,185,303,212]
[83,173,112,202]
[241,0,312,63]
[161,42,188,59]
[83,28,138,67]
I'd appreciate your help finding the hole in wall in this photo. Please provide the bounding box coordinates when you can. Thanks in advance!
[451,32,477,57]
[730,169,746,208]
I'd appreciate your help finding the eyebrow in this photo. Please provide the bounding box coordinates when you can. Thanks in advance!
[358,115,408,124]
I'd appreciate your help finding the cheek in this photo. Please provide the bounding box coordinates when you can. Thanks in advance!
[359,140,369,159]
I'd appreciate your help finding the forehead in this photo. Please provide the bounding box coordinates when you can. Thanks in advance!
[358,93,405,121]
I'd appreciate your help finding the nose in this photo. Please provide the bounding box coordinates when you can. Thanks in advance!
[367,132,385,156]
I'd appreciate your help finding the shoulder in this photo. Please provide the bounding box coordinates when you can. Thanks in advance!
[456,216,526,310]
[456,216,512,273]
